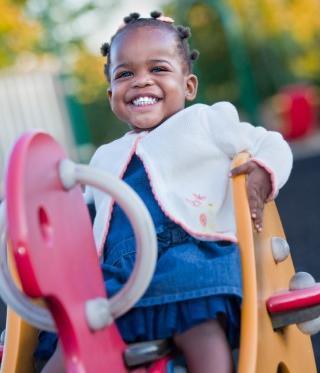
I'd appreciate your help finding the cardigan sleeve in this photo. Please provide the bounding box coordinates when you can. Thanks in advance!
[207,101,293,199]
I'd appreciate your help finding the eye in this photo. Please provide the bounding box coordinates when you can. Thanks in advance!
[151,66,168,73]
[116,71,133,79]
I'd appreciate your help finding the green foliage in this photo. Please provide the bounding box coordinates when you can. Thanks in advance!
[0,0,40,68]
[164,0,320,118]
[83,100,128,147]
[165,2,238,104]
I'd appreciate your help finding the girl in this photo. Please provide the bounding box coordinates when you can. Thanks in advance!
[41,11,292,373]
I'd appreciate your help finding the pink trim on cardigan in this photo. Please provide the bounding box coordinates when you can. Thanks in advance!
[98,136,144,257]
[136,154,238,243]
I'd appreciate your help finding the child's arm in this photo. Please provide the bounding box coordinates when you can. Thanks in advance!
[207,102,292,232]
[230,160,272,232]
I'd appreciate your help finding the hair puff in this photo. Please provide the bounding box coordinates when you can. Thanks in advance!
[150,10,162,19]
[190,49,200,61]
[100,42,110,56]
[176,25,191,39]
[123,12,140,24]
[130,12,140,20]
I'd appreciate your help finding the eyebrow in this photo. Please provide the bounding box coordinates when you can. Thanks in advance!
[149,59,173,67]
[112,59,174,75]
[112,63,129,75]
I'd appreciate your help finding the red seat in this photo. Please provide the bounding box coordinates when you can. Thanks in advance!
[267,284,320,313]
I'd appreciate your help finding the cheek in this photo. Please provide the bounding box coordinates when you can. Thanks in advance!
[109,94,123,118]
[166,82,186,106]
[166,77,186,96]
[109,89,122,109]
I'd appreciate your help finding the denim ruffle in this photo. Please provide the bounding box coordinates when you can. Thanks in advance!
[116,294,241,348]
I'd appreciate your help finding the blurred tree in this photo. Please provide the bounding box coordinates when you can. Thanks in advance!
[0,0,40,68]
[0,0,126,149]
[23,0,123,149]
[24,0,116,85]
[72,48,106,104]
[164,0,320,119]
[72,48,128,147]
[164,1,260,121]
[229,0,320,85]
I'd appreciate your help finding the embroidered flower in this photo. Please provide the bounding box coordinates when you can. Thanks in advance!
[199,213,207,227]
[193,193,206,201]
[186,193,207,207]
[186,198,201,207]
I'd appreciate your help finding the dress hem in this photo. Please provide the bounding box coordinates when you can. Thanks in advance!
[134,286,242,307]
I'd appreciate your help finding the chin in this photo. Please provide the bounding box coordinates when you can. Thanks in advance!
[132,120,162,131]
[132,125,157,132]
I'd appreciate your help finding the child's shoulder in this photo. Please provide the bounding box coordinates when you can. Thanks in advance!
[185,101,240,122]
[210,101,239,119]
[177,101,240,127]
[89,131,139,165]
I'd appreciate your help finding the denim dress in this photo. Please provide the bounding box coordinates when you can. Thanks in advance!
[35,155,242,361]
[101,155,242,348]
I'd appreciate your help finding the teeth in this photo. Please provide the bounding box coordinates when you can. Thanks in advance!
[132,96,158,106]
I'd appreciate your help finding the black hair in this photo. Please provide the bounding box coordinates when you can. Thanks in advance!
[100,11,200,82]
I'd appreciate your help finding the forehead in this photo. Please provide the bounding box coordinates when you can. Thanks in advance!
[110,26,180,65]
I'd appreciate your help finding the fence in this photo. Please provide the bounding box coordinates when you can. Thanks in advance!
[0,70,77,197]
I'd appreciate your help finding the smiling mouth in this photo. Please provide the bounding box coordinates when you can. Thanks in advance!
[131,96,161,107]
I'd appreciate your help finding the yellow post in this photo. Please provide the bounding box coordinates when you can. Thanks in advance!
[231,153,317,373]
[1,245,39,373]
[232,152,258,373]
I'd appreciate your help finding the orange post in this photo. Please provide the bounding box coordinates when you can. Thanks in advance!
[1,245,39,373]
[232,153,317,373]
[232,152,258,373]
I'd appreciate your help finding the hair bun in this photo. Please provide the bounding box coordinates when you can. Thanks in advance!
[100,42,110,56]
[130,12,140,20]
[123,12,140,24]
[176,25,191,39]
[190,49,200,61]
[150,10,162,19]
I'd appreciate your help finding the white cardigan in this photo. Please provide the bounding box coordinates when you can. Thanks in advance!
[85,102,293,257]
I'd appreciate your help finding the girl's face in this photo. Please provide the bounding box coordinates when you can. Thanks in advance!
[108,26,198,131]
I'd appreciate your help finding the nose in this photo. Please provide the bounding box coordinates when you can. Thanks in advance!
[132,72,154,88]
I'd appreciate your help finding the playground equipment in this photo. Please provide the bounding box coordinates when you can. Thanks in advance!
[269,84,319,141]
[0,132,319,372]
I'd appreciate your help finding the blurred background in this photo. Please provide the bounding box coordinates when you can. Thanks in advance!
[0,0,320,368]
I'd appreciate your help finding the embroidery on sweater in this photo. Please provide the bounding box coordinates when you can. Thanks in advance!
[198,203,217,232]
[199,213,207,226]
[186,193,206,207]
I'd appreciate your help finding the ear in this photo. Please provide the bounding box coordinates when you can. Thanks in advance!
[107,88,112,102]
[185,74,198,101]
